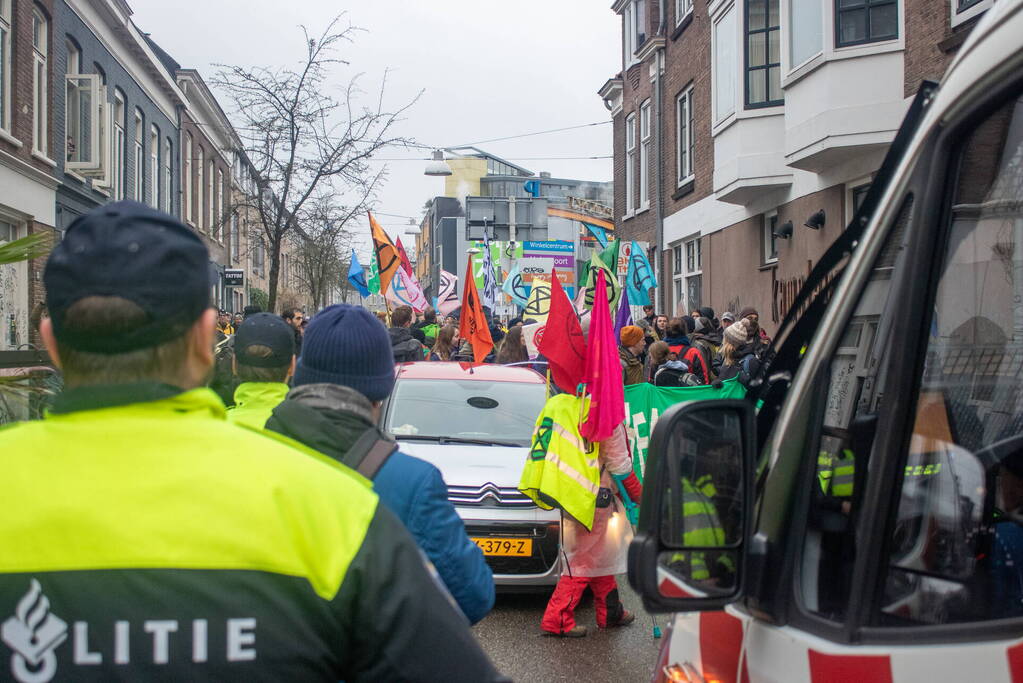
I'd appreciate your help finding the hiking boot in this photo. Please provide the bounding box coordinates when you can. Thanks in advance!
[542,626,587,638]
[602,611,636,629]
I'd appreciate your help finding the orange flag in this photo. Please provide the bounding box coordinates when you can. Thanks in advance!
[458,258,494,364]
[370,211,401,295]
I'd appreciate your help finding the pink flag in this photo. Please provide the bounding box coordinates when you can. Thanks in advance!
[579,269,625,443]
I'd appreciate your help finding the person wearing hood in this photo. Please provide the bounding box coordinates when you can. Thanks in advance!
[619,326,647,386]
[226,313,296,429]
[265,304,496,625]
[690,317,720,379]
[389,305,426,362]
[699,306,723,346]
[737,307,769,357]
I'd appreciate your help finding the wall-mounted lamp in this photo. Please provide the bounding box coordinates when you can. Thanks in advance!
[773,220,794,239]
[804,209,826,230]
[424,149,453,177]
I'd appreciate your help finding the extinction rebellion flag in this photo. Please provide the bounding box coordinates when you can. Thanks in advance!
[624,380,747,481]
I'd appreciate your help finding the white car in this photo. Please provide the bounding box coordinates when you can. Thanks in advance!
[381,361,560,587]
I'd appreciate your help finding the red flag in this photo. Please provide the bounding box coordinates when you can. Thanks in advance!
[537,269,586,393]
[395,237,414,276]
[458,258,494,364]
[579,269,625,442]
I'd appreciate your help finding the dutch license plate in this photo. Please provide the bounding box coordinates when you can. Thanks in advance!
[471,537,532,556]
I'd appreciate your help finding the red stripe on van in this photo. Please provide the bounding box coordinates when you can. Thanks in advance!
[1007,641,1023,682]
[808,650,893,683]
[699,611,744,683]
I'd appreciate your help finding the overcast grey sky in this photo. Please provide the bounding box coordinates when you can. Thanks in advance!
[131,1,621,256]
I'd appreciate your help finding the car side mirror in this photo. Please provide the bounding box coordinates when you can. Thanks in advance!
[628,399,755,613]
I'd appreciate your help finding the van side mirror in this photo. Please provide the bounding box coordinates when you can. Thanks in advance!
[628,399,755,613]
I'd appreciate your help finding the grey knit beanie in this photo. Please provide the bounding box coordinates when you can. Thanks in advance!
[724,318,749,347]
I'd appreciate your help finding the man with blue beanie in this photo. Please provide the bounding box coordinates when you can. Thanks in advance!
[265,304,496,624]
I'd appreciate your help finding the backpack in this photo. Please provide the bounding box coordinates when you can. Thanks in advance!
[681,346,710,384]
[654,365,700,387]
[342,427,399,480]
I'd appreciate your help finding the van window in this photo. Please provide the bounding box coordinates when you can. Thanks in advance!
[797,194,914,621]
[879,94,1023,626]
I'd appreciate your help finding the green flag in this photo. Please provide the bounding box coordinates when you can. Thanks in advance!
[584,250,621,311]
[624,380,748,481]
[600,239,621,275]
[367,254,381,295]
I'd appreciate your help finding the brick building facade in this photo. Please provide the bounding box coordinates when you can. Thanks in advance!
[602,0,994,331]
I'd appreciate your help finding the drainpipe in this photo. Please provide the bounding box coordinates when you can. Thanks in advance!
[654,0,666,312]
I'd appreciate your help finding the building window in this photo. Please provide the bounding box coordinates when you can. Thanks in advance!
[684,237,703,312]
[763,211,778,264]
[183,133,192,222]
[197,146,204,230]
[133,109,144,201]
[639,100,651,210]
[230,213,239,262]
[162,138,172,214]
[676,87,695,186]
[951,0,991,26]
[713,5,738,122]
[835,0,898,47]
[676,0,693,25]
[215,168,224,240]
[149,125,159,208]
[625,112,637,215]
[31,9,48,157]
[623,0,647,61]
[852,183,870,212]
[64,40,95,167]
[112,90,126,200]
[0,0,10,132]
[790,0,823,67]
[208,160,215,232]
[746,0,782,107]
[672,244,684,314]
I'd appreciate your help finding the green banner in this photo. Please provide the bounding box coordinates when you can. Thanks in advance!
[624,379,748,481]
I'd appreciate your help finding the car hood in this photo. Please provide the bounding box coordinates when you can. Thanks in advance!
[397,441,528,489]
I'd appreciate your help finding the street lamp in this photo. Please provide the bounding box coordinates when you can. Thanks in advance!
[424,149,453,177]
[404,217,421,235]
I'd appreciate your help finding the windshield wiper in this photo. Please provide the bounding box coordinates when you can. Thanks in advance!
[394,435,523,447]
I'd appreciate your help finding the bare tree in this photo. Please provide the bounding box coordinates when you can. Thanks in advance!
[292,192,370,310]
[213,15,418,311]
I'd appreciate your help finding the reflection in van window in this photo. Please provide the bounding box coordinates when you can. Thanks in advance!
[881,94,1023,625]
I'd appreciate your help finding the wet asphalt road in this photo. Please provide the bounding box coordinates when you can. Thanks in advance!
[473,579,663,683]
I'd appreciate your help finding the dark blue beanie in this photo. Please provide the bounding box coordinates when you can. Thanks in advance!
[292,304,395,401]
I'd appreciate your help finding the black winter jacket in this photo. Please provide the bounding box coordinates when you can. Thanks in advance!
[389,327,424,362]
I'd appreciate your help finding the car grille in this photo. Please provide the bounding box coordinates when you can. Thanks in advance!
[464,522,560,575]
[448,482,536,508]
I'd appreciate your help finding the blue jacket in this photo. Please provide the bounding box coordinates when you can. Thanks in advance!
[264,383,495,624]
[374,452,495,624]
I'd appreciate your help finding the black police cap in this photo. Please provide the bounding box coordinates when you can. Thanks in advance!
[234,313,296,367]
[44,201,210,353]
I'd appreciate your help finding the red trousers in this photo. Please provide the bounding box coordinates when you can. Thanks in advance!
[541,574,624,633]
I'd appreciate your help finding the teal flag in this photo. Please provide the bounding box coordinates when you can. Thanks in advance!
[624,380,748,481]
[583,222,609,248]
[347,249,371,298]
[502,265,530,308]
[625,241,656,306]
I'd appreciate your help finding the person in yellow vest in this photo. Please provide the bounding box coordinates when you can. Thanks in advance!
[0,200,504,682]
[226,313,296,429]
[526,415,644,637]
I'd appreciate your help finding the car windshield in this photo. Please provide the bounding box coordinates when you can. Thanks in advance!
[386,379,546,447]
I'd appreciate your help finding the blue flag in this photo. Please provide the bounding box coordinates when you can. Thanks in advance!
[583,222,609,248]
[625,241,656,306]
[347,249,371,298]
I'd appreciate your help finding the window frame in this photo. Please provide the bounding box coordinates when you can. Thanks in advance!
[197,145,205,230]
[133,109,144,201]
[639,100,651,210]
[112,89,126,200]
[215,167,224,241]
[676,86,695,187]
[712,3,738,124]
[64,46,103,173]
[149,124,159,208]
[950,0,992,27]
[684,236,703,312]
[0,0,11,133]
[671,243,684,314]
[208,159,215,231]
[625,112,637,215]
[676,0,694,26]
[745,0,783,108]
[762,211,778,264]
[31,8,49,157]
[183,132,193,223]
[162,137,172,214]
[834,0,899,49]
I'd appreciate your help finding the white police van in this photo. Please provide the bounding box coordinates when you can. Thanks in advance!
[630,3,1023,680]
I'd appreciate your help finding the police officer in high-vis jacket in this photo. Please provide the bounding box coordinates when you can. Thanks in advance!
[0,201,505,682]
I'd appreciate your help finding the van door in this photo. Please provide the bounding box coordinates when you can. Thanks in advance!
[745,68,1023,683]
